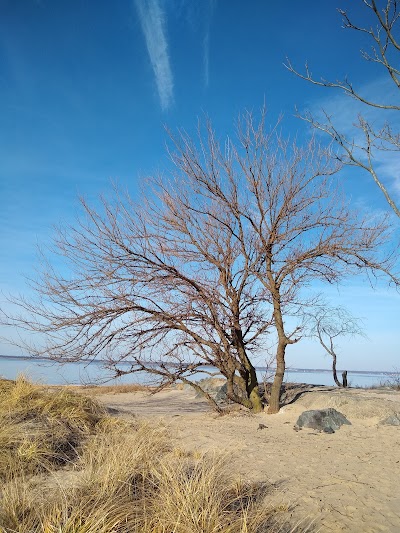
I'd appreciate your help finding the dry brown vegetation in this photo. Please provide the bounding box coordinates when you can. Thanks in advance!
[0,377,105,481]
[67,382,154,396]
[0,378,305,532]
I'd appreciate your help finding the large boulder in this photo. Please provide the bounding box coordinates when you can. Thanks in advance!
[295,408,351,433]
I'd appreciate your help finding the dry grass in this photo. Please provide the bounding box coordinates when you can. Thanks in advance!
[148,454,280,533]
[0,377,105,480]
[375,376,400,391]
[0,378,307,533]
[69,382,154,395]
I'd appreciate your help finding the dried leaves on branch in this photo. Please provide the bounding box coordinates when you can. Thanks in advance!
[3,111,398,413]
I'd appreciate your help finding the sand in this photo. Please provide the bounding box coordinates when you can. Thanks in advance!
[95,386,400,532]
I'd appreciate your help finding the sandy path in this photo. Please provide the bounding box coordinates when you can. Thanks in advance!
[96,388,400,532]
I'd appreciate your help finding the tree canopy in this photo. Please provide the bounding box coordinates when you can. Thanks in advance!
[3,111,398,413]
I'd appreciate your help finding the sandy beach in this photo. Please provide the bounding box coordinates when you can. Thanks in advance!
[93,385,400,532]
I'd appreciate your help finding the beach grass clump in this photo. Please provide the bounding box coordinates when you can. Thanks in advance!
[0,378,300,532]
[0,377,105,480]
[149,454,279,533]
[0,377,105,428]
[0,420,291,532]
[79,426,282,532]
[78,419,170,499]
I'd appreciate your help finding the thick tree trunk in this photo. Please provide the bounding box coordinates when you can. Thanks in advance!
[268,342,286,414]
[234,326,264,412]
[332,354,341,387]
[229,374,252,408]
[230,373,263,411]
[249,388,263,412]
[247,365,263,412]
[265,258,289,415]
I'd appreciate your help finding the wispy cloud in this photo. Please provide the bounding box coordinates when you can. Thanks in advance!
[135,0,173,111]
[203,0,216,88]
[203,30,210,88]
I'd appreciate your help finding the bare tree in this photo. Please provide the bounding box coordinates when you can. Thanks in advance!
[2,111,398,414]
[306,306,365,387]
[286,0,400,218]
[4,190,271,412]
[228,112,397,412]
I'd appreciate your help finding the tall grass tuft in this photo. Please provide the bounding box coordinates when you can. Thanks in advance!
[0,378,307,532]
[0,376,105,480]
[148,454,280,532]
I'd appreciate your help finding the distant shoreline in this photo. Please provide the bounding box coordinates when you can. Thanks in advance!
[0,354,396,376]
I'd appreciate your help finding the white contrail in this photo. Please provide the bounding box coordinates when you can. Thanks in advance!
[203,30,210,88]
[203,0,216,88]
[135,0,174,110]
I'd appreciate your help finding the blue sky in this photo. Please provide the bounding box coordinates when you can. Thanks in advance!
[1,0,399,372]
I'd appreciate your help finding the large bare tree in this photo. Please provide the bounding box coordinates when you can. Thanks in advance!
[3,111,398,413]
[286,0,400,218]
[5,192,270,413]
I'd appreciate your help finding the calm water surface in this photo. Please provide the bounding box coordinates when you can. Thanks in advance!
[0,355,396,388]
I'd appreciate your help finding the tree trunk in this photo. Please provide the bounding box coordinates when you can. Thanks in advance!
[234,326,264,412]
[247,365,263,413]
[229,374,253,409]
[230,374,263,411]
[332,354,341,387]
[268,343,286,414]
[265,260,289,415]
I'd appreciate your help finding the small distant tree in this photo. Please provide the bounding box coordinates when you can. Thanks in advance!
[286,0,400,218]
[2,110,398,413]
[306,306,365,387]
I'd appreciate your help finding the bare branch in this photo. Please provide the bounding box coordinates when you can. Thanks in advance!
[286,1,400,216]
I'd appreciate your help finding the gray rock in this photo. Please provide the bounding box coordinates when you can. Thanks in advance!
[296,408,351,432]
[194,378,226,398]
[379,413,400,426]
[215,382,248,403]
[215,382,229,402]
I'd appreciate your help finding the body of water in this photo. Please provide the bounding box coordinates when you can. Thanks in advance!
[0,355,396,389]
